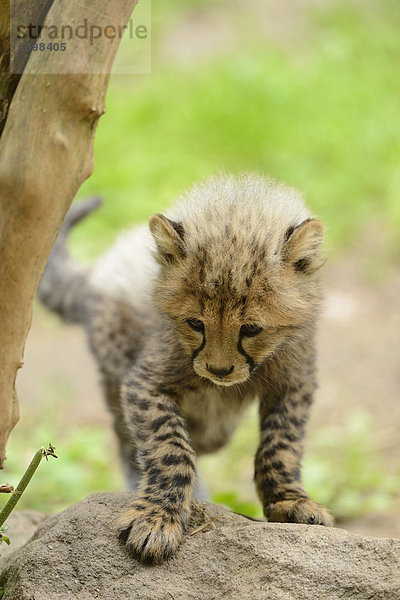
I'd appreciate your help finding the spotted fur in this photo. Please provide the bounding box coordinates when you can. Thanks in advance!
[38,173,333,563]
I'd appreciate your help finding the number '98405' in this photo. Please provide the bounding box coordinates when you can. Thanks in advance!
[32,42,67,52]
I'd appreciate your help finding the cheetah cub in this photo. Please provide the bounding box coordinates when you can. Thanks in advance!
[39,173,333,563]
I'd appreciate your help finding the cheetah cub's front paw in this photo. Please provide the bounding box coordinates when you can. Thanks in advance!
[117,503,185,563]
[267,498,334,526]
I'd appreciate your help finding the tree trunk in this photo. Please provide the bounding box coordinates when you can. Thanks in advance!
[0,1,55,136]
[0,0,137,467]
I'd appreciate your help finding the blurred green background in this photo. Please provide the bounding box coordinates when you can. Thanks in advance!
[2,0,400,529]
[72,0,400,261]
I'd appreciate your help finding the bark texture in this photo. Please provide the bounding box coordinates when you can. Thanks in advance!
[0,0,54,135]
[0,0,137,467]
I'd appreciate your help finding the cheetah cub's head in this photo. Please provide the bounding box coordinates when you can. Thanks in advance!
[149,183,324,387]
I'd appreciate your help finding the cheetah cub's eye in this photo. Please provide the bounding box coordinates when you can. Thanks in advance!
[186,318,205,332]
[240,324,263,337]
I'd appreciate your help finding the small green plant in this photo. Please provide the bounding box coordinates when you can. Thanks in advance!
[0,444,58,553]
[0,523,10,556]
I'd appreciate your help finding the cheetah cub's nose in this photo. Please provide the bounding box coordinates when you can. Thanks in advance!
[206,364,234,377]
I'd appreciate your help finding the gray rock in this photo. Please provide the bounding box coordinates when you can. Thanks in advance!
[0,493,399,600]
[0,510,48,567]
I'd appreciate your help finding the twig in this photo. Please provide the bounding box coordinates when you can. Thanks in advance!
[0,444,57,527]
[190,517,222,535]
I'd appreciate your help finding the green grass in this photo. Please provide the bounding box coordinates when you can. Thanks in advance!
[304,410,400,520]
[2,0,400,521]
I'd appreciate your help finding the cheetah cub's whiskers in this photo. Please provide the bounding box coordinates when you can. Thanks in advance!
[38,173,333,563]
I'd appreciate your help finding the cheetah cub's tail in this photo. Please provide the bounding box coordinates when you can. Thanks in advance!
[37,197,102,325]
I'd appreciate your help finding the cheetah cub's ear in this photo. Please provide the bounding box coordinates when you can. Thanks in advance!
[283,218,324,274]
[149,213,186,265]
